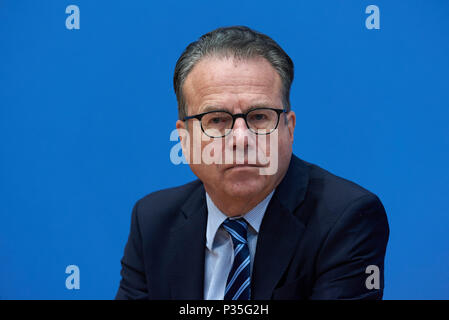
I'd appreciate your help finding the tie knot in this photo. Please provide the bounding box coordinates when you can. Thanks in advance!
[223,218,248,244]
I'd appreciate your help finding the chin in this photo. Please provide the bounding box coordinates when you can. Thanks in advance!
[222,174,267,199]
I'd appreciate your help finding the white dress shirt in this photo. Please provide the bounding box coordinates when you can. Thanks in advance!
[203,190,275,300]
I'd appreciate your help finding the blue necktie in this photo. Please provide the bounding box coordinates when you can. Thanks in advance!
[222,218,251,300]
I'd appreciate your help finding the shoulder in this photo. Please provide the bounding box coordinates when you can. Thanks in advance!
[132,179,203,228]
[294,158,387,235]
[136,179,202,211]
[303,159,382,213]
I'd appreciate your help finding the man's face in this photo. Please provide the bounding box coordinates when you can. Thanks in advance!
[176,55,296,202]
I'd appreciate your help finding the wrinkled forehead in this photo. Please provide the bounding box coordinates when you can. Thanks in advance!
[182,55,283,114]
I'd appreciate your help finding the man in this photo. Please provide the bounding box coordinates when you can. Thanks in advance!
[115,26,389,300]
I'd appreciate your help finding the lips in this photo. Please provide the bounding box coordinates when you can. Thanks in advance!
[224,163,264,170]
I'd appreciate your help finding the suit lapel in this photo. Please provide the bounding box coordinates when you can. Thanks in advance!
[168,184,207,299]
[252,155,310,299]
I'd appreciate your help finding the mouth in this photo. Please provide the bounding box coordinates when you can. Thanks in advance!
[224,164,264,171]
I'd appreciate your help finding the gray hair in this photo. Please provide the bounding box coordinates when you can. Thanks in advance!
[173,25,294,120]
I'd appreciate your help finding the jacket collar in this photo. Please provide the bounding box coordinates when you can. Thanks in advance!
[168,183,207,299]
[274,154,310,214]
[251,154,309,299]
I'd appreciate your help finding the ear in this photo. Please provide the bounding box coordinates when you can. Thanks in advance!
[176,119,185,130]
[176,120,190,161]
[286,110,296,142]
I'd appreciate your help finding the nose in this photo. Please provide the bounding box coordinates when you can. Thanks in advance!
[231,117,249,146]
[227,117,258,154]
[233,117,247,131]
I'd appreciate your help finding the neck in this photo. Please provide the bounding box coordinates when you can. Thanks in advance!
[205,188,273,217]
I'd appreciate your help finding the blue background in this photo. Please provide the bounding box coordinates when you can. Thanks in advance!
[1,0,448,299]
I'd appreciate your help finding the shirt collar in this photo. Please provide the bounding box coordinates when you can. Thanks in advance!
[205,190,275,250]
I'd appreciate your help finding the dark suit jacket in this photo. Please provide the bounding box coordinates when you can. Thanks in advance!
[115,155,389,300]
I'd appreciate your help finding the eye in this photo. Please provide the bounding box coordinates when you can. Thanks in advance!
[210,117,226,124]
[250,113,268,121]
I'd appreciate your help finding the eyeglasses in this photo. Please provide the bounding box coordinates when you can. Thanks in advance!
[183,107,288,138]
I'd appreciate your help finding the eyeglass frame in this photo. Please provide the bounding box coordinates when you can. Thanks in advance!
[182,107,288,138]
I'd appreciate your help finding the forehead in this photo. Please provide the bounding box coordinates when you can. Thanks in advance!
[182,55,283,113]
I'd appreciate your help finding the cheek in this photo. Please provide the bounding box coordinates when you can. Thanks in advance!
[256,130,282,157]
[189,139,223,180]
[278,135,292,159]
[277,122,293,147]
[189,163,219,183]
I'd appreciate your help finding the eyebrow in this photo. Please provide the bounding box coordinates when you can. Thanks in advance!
[199,105,227,113]
[199,102,276,114]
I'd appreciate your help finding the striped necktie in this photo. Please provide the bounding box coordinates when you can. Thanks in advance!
[222,218,251,300]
